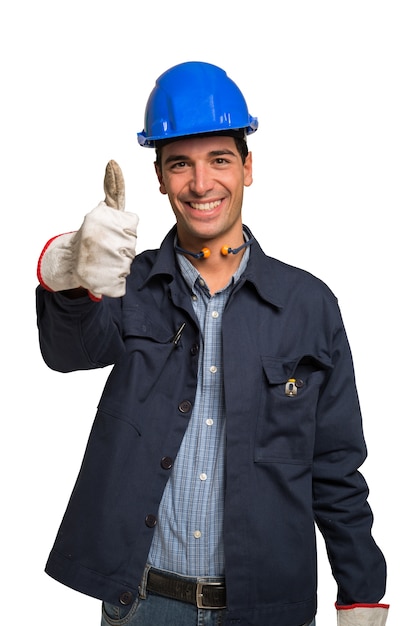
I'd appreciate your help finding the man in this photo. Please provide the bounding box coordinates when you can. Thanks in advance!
[36,61,389,626]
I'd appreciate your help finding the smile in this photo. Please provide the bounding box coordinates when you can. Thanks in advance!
[189,200,222,211]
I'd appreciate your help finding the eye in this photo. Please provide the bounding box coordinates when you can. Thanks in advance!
[170,161,188,169]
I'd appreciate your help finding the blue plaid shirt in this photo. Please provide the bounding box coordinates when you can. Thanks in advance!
[147,246,250,577]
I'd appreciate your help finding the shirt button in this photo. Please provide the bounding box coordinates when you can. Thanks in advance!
[206,418,214,426]
[209,365,217,373]
[145,514,157,528]
[211,311,219,318]
[194,530,202,538]
[199,473,207,481]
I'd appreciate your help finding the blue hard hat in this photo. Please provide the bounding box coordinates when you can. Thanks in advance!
[137,61,258,147]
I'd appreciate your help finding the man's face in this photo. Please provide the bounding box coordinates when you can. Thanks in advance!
[155,135,253,249]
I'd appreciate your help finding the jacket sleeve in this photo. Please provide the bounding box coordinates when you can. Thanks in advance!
[36,285,125,373]
[312,302,387,606]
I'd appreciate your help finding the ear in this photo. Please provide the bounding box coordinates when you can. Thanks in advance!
[243,152,253,188]
[154,162,167,195]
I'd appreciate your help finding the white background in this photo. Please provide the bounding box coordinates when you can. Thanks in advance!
[1,1,416,624]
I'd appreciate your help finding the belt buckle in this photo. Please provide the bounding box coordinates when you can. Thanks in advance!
[196,581,224,609]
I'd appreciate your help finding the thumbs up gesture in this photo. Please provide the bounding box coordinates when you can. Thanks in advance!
[37,161,139,300]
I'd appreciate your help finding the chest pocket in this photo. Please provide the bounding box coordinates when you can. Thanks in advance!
[255,354,332,464]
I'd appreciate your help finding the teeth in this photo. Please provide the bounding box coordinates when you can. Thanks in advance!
[190,200,221,211]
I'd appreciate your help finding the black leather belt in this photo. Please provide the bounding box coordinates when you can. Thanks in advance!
[146,568,227,609]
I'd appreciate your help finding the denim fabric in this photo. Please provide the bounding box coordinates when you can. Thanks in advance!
[101,593,316,626]
[101,592,225,626]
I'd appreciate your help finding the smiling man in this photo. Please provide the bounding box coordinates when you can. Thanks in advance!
[155,134,253,293]
[36,61,389,626]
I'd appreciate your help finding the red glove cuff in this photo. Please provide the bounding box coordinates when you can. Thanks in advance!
[335,603,390,610]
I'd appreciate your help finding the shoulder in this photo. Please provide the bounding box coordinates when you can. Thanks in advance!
[249,239,338,307]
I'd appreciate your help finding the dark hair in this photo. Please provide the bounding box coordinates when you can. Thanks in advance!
[154,131,249,168]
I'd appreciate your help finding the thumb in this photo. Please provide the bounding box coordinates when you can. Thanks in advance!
[104,160,125,210]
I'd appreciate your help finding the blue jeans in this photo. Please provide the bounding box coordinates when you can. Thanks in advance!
[101,592,316,626]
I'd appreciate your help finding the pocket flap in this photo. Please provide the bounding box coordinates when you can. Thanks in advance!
[262,354,332,385]
[123,306,173,342]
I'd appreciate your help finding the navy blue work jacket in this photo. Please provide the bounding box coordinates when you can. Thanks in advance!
[36,226,386,626]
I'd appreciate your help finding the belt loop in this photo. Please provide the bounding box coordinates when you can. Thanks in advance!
[139,564,152,599]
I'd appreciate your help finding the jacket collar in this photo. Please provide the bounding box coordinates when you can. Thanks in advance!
[137,225,284,310]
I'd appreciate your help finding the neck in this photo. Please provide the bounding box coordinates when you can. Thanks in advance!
[176,225,251,259]
[176,230,252,294]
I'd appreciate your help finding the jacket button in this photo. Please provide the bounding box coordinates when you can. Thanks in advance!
[190,344,199,356]
[178,400,192,413]
[119,591,133,605]
[161,456,173,470]
[295,379,304,388]
[145,514,157,528]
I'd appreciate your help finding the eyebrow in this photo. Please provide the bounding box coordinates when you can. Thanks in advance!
[163,149,237,166]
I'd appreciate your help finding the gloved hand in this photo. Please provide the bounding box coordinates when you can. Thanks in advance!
[37,160,139,300]
[337,604,389,625]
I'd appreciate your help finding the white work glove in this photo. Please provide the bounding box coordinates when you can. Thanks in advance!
[337,605,389,625]
[37,160,139,300]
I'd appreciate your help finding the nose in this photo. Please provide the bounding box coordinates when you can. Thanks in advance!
[189,163,214,196]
